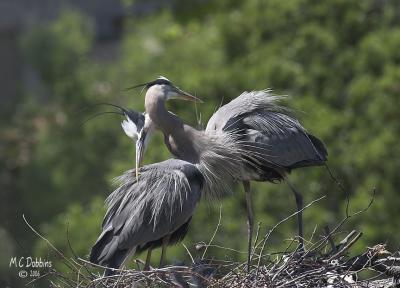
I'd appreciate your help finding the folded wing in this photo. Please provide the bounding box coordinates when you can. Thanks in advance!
[206,91,327,173]
[90,159,203,270]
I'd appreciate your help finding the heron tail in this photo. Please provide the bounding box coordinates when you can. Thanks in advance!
[89,225,133,275]
[307,133,328,161]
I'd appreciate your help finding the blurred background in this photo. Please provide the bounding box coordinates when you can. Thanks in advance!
[1,0,400,286]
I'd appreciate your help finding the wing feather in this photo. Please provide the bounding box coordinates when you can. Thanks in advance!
[90,159,203,269]
[206,90,327,171]
[242,111,327,168]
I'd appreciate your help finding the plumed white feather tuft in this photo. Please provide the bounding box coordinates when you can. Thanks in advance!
[121,117,138,140]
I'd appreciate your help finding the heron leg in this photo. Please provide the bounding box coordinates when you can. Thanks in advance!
[144,248,152,271]
[285,178,304,250]
[159,235,170,268]
[243,181,254,272]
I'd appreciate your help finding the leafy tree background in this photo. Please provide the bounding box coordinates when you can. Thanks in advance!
[1,0,400,286]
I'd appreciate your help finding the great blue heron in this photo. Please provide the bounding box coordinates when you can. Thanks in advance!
[89,158,203,275]
[131,77,328,271]
[89,81,247,273]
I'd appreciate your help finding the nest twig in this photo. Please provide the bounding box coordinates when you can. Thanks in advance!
[23,192,400,288]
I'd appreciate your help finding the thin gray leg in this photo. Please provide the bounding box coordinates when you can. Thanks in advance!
[159,235,170,267]
[144,248,152,270]
[243,181,254,272]
[285,177,304,250]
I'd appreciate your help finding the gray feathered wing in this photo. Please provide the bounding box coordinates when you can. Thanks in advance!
[90,159,203,271]
[206,90,327,176]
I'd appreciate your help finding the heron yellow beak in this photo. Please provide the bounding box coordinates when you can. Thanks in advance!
[175,87,203,103]
[135,139,145,181]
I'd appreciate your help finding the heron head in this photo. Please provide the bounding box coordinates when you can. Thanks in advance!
[128,76,203,103]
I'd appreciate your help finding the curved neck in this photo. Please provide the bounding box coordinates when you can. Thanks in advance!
[145,95,201,163]
[145,96,181,133]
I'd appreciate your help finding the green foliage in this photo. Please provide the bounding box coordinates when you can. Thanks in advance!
[3,0,400,280]
[33,198,105,273]
[22,11,93,102]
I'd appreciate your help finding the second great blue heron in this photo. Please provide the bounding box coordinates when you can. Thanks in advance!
[89,82,244,273]
[133,77,328,270]
[90,159,203,275]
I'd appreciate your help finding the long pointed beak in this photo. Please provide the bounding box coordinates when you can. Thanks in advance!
[175,87,203,103]
[135,139,145,181]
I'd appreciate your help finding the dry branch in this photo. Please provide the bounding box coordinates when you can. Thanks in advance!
[23,194,400,288]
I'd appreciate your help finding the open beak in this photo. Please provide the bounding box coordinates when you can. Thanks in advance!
[174,87,203,103]
[135,137,145,181]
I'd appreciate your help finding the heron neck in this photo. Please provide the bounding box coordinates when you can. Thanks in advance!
[145,98,200,163]
[146,98,181,133]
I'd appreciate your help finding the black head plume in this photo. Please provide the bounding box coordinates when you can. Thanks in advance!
[124,76,173,91]
[79,102,136,126]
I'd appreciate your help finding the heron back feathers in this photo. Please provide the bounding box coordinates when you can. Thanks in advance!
[206,90,328,181]
[89,159,203,271]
